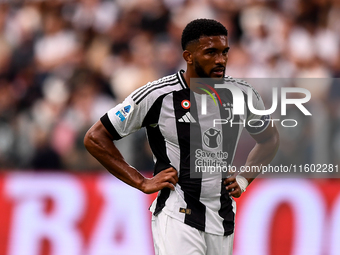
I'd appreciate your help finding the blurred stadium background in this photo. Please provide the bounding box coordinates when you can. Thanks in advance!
[0,0,340,254]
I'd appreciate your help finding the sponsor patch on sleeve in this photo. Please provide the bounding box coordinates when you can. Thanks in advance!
[115,104,132,122]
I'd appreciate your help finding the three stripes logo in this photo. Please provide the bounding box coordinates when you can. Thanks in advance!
[178,112,196,123]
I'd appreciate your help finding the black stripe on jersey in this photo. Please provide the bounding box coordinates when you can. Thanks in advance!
[143,94,174,216]
[153,188,171,216]
[132,77,178,103]
[217,88,240,235]
[143,94,172,175]
[173,89,206,231]
[246,114,270,134]
[100,113,122,140]
[131,74,177,100]
[135,80,179,105]
[219,185,235,236]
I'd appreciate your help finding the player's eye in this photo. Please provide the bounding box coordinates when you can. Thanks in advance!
[223,47,230,55]
[205,49,216,55]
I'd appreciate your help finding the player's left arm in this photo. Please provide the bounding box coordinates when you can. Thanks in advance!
[225,124,280,198]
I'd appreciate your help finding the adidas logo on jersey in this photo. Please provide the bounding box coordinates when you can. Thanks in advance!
[178,112,196,123]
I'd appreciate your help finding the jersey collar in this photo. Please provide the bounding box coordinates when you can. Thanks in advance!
[177,70,189,89]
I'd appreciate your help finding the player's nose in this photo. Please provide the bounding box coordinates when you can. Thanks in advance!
[215,53,227,65]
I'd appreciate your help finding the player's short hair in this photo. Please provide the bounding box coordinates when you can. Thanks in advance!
[181,19,228,50]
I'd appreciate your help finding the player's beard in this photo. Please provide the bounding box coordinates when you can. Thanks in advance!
[194,61,225,79]
[194,61,210,78]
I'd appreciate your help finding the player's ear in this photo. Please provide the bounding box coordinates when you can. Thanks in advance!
[183,50,193,65]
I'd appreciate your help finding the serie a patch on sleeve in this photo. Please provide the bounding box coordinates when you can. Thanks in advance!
[115,104,132,122]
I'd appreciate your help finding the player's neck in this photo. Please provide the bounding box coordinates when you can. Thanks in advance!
[183,69,209,94]
[182,68,201,88]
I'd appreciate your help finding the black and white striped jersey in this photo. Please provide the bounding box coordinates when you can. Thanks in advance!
[100,70,270,236]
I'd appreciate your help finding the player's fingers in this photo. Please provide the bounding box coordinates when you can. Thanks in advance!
[170,172,179,183]
[226,181,238,189]
[173,172,179,183]
[155,171,178,187]
[164,167,177,173]
[229,188,241,198]
[166,175,178,186]
[224,177,236,185]
[163,167,178,182]
[157,168,176,178]
[163,182,175,191]
[225,180,238,190]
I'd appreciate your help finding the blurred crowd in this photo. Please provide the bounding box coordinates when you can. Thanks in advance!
[0,0,339,172]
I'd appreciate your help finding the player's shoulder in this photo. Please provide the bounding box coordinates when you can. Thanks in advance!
[130,71,186,105]
[224,75,261,100]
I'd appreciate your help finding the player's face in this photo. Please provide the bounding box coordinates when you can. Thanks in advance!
[193,35,229,79]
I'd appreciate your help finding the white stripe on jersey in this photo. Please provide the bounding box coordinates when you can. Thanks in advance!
[195,93,225,235]
[159,93,181,174]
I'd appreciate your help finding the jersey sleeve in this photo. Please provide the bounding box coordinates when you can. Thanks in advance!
[100,94,148,140]
[100,72,183,140]
[245,86,271,135]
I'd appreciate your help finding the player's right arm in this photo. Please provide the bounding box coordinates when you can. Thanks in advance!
[85,76,182,193]
[84,121,178,194]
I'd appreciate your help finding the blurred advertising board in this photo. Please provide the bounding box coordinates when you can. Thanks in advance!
[0,173,339,255]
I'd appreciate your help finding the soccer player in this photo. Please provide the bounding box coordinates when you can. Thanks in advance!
[84,19,279,255]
